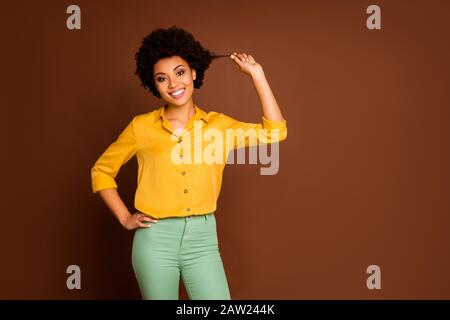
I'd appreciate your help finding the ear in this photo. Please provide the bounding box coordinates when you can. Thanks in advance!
[192,69,196,81]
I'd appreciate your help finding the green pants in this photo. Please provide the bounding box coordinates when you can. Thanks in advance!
[131,212,231,300]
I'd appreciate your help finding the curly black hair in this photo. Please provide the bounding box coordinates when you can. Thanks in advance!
[134,25,228,98]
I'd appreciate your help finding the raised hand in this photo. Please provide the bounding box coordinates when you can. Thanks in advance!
[230,52,263,77]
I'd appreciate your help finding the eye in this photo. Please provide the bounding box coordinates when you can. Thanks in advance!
[155,70,184,83]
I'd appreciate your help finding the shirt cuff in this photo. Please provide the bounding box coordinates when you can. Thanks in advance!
[262,116,287,130]
[91,173,118,194]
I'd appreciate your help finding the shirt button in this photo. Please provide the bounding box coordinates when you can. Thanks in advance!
[178,137,183,143]
[184,189,188,194]
[179,154,184,159]
[181,171,186,175]
[186,208,191,212]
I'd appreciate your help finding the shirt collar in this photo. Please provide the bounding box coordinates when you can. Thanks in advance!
[153,104,208,124]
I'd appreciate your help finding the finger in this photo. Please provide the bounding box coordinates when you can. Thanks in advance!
[242,53,249,61]
[138,213,157,222]
[139,221,152,228]
[136,213,146,221]
[142,216,158,223]
[248,55,255,63]
[230,54,243,66]
[237,53,245,61]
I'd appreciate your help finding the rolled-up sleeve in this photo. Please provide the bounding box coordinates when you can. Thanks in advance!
[90,117,138,194]
[220,113,288,149]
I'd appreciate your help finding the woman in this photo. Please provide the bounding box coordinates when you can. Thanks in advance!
[90,26,287,300]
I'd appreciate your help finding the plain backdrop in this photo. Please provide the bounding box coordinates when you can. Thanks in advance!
[0,0,449,299]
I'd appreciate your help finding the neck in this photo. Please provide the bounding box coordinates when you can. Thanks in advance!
[164,100,195,120]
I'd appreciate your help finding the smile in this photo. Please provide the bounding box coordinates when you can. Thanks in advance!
[169,88,185,98]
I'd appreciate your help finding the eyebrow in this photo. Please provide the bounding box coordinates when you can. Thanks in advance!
[155,64,185,76]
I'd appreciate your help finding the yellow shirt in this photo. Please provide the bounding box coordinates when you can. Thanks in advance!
[90,104,287,218]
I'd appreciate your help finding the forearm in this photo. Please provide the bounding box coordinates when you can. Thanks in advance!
[97,188,132,226]
[251,69,285,122]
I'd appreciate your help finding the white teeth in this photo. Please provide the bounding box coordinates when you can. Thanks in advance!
[170,88,184,96]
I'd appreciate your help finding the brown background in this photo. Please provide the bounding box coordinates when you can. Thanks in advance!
[1,0,449,299]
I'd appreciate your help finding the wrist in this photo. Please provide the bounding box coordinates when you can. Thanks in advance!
[119,212,131,227]
[250,67,265,81]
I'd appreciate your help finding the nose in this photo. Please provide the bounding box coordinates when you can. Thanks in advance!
[167,76,178,88]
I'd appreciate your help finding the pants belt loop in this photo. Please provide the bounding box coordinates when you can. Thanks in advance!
[204,214,208,222]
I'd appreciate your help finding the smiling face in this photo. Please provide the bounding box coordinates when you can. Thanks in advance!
[153,55,196,106]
